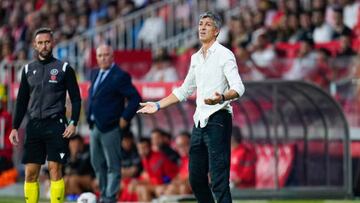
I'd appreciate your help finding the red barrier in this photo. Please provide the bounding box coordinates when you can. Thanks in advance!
[255,143,296,189]
[9,81,189,100]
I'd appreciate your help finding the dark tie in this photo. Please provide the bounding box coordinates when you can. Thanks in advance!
[93,71,105,93]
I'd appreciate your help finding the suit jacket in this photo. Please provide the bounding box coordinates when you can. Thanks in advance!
[87,64,141,132]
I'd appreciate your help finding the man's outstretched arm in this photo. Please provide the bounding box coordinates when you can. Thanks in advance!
[137,93,180,114]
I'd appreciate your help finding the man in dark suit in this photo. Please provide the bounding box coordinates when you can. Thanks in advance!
[87,44,141,203]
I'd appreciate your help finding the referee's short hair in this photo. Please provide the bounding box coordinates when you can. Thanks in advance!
[199,11,222,30]
[33,27,53,39]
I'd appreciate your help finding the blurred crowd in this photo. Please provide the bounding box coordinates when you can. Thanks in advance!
[2,0,360,87]
[127,0,360,88]
[0,0,163,65]
[217,0,360,88]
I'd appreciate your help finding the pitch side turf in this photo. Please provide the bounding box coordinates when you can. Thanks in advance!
[1,197,360,203]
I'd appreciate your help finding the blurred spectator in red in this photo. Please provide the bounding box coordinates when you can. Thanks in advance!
[160,131,192,196]
[143,54,179,82]
[306,48,333,89]
[230,126,256,189]
[118,131,142,202]
[150,128,180,165]
[135,138,178,202]
[0,101,12,162]
[0,99,17,188]
[283,39,318,80]
[312,9,334,43]
[64,135,96,200]
[331,7,352,39]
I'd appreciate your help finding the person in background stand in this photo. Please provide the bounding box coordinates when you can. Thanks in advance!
[87,44,141,203]
[64,135,95,200]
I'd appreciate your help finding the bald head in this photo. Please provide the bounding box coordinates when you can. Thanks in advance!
[96,44,114,70]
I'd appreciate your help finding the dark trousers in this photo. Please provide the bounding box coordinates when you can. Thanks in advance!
[189,110,232,203]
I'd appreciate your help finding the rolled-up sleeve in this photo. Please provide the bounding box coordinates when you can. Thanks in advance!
[223,52,245,98]
[172,60,197,101]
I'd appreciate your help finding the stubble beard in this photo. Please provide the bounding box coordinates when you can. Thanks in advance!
[38,49,52,59]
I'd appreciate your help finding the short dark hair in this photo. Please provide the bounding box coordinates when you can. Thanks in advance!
[199,11,222,29]
[151,128,166,136]
[301,38,314,47]
[332,6,343,15]
[178,131,191,139]
[138,137,151,146]
[33,27,53,39]
[123,131,134,139]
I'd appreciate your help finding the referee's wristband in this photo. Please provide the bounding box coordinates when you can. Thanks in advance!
[69,120,75,126]
[155,102,161,111]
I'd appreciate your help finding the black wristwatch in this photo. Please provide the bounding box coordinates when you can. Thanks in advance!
[219,94,225,104]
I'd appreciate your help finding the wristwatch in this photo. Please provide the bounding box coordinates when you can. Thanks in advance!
[219,94,225,104]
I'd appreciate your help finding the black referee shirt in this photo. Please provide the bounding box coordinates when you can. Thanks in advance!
[12,55,81,129]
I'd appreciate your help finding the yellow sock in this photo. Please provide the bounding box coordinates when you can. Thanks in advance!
[50,179,65,203]
[24,181,39,203]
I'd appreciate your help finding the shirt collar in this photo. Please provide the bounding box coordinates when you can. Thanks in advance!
[99,63,115,74]
[199,40,219,55]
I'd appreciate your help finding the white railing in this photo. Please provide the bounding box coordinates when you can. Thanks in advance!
[53,0,221,80]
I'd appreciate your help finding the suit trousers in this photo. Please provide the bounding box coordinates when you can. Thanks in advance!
[189,110,232,203]
[90,126,122,203]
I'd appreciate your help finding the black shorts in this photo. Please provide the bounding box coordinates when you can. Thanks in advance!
[22,116,69,165]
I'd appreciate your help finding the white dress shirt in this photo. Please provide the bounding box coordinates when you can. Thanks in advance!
[313,23,334,43]
[173,41,245,128]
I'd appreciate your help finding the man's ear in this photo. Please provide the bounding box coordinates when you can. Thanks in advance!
[215,28,220,37]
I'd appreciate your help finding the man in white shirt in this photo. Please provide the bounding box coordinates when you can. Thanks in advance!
[312,9,334,43]
[137,11,245,203]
